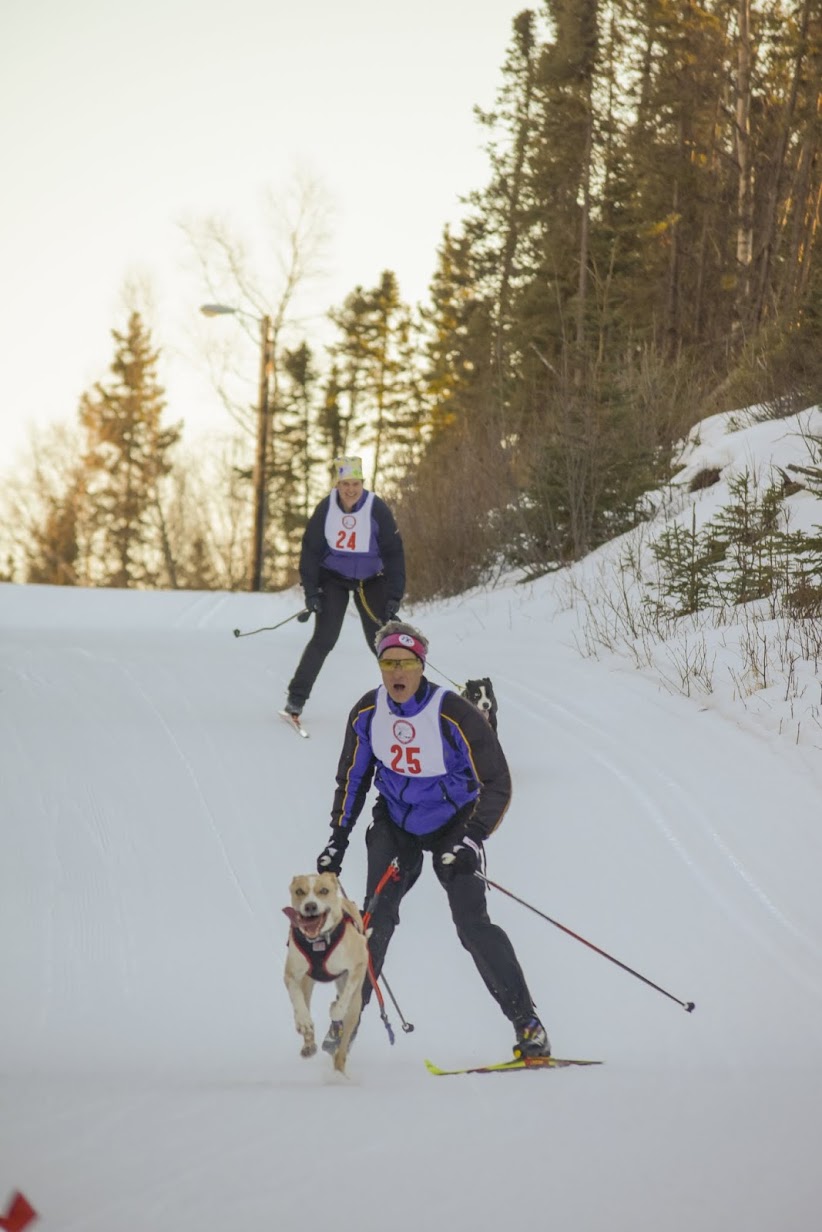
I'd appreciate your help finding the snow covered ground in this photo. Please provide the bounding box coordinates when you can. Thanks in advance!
[2,410,822,1230]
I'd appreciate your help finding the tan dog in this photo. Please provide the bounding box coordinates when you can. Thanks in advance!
[283,872,369,1074]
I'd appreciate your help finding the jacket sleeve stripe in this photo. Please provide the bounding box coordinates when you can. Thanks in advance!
[334,702,376,830]
[442,714,480,780]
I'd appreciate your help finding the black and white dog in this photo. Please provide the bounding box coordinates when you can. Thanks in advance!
[459,677,498,733]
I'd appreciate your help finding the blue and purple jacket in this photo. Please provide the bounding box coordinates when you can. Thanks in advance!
[328,680,512,840]
[299,489,405,597]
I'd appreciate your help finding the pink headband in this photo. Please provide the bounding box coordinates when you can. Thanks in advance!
[376,631,427,665]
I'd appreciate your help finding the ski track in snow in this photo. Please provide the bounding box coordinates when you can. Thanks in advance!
[499,671,822,1001]
[78,784,136,1007]
[113,658,256,918]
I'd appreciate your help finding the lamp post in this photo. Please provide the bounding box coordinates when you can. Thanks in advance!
[200,303,273,592]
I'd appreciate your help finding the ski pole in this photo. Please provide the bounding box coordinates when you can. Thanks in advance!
[362,858,401,928]
[476,872,695,1013]
[378,971,414,1034]
[232,609,309,638]
[367,969,395,1045]
[361,861,400,1041]
[342,862,413,1041]
[362,859,415,1037]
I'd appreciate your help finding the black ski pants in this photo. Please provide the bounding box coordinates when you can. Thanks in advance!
[361,805,537,1025]
[288,570,387,706]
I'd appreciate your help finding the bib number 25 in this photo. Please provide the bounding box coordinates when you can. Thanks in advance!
[390,745,421,774]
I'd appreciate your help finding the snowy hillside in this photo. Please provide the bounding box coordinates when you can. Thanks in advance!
[571,404,822,752]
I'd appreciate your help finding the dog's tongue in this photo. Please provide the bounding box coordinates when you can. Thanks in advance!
[283,906,328,938]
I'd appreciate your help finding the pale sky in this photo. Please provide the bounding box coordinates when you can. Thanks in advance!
[0,0,528,467]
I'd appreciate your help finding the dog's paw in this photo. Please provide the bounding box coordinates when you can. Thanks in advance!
[298,1024,317,1057]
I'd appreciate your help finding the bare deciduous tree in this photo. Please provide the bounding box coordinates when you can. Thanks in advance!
[180,172,333,587]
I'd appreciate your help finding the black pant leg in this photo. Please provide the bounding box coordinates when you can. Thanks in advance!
[361,811,423,1006]
[354,575,388,655]
[432,844,537,1025]
[287,579,349,704]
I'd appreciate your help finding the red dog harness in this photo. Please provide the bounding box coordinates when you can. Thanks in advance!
[283,910,360,983]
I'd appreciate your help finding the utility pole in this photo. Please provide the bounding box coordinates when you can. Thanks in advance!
[250,313,273,592]
[200,304,274,593]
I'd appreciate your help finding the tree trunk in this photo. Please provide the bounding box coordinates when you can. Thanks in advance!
[752,0,811,327]
[734,0,754,329]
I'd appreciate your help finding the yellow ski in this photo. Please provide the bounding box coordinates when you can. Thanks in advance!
[424,1056,602,1076]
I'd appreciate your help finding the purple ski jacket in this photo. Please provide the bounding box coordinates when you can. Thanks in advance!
[327,680,512,840]
[299,489,405,596]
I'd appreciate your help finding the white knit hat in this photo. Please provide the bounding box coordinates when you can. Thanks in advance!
[334,455,364,481]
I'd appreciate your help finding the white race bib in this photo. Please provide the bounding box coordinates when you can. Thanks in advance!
[371,686,446,777]
[324,489,375,555]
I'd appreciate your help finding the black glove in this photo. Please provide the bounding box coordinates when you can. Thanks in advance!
[305,592,323,616]
[317,833,348,876]
[439,833,483,881]
[383,598,401,621]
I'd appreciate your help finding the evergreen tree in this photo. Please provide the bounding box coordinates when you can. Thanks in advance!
[317,362,349,461]
[26,489,82,586]
[273,341,321,582]
[421,0,820,582]
[703,470,784,604]
[650,506,720,616]
[464,8,546,440]
[393,229,514,598]
[10,425,87,586]
[420,226,495,441]
[78,311,181,588]
[326,272,422,487]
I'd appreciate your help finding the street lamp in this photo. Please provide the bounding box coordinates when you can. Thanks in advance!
[200,303,273,593]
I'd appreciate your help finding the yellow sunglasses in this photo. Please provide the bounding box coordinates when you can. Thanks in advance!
[378,657,421,671]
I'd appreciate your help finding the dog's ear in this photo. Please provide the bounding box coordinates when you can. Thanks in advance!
[343,897,366,932]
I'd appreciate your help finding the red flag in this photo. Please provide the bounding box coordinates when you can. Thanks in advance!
[0,1192,37,1231]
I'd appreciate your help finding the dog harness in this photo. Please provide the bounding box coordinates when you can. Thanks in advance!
[285,911,359,983]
